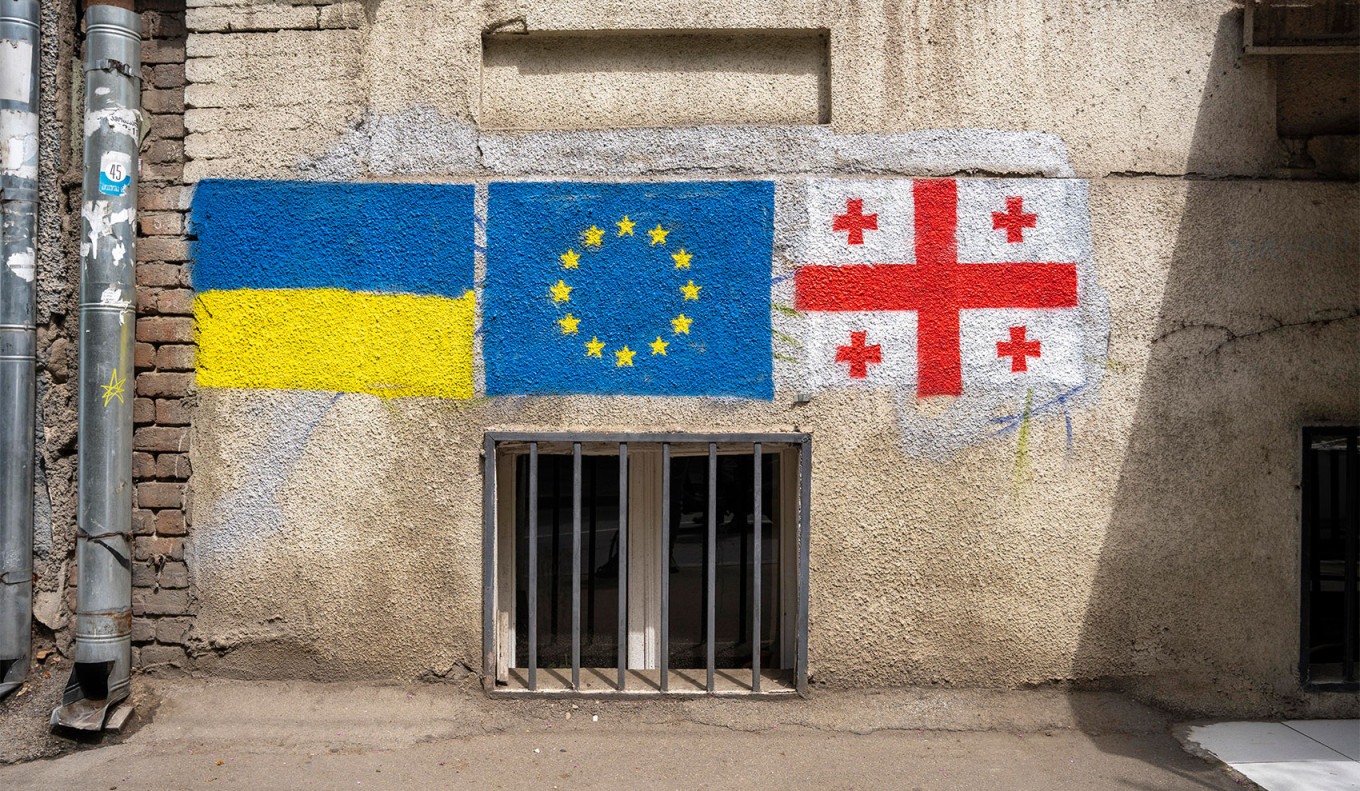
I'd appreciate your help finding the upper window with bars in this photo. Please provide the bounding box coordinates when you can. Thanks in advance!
[482,432,811,695]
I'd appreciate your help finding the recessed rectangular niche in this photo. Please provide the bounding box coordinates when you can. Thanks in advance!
[480,29,830,130]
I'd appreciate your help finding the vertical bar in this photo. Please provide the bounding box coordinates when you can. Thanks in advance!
[660,442,671,692]
[528,443,538,691]
[1301,429,1316,684]
[572,442,582,690]
[588,463,596,640]
[707,442,717,693]
[481,436,496,689]
[1345,432,1358,682]
[618,443,628,690]
[752,443,762,692]
[797,436,811,696]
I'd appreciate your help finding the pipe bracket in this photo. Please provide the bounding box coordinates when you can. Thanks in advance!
[83,58,140,81]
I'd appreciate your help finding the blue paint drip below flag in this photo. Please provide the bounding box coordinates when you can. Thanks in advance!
[485,181,774,398]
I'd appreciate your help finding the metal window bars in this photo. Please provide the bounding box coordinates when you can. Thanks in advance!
[483,431,811,696]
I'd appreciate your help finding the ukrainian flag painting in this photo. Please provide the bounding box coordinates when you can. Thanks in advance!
[485,182,774,398]
[191,180,476,399]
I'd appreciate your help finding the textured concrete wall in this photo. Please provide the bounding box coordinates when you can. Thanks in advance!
[172,0,1360,717]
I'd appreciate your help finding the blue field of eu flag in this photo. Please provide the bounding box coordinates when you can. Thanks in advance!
[485,181,774,398]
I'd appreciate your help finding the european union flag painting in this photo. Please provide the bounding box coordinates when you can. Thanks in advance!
[485,182,774,398]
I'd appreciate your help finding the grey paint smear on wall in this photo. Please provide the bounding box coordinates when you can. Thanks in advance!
[296,110,1075,180]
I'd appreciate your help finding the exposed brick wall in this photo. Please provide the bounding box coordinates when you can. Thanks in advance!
[129,0,193,674]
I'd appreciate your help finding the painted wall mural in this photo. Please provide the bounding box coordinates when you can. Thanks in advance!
[191,180,477,399]
[779,177,1108,452]
[484,181,774,398]
[188,177,1106,448]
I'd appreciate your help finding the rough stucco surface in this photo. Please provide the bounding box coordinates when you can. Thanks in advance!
[178,0,1360,718]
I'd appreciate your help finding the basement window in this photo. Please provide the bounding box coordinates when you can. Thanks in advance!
[482,432,810,695]
[1301,427,1359,689]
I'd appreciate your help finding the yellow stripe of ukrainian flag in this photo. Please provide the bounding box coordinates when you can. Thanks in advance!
[195,288,475,399]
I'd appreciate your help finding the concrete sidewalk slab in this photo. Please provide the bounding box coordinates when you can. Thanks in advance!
[1185,720,1360,791]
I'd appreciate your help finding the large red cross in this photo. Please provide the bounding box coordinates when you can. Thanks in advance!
[795,179,1078,397]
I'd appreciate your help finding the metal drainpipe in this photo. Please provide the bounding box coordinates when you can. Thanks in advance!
[51,1,139,731]
[0,0,40,700]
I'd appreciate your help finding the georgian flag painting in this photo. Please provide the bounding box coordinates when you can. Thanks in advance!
[782,178,1109,452]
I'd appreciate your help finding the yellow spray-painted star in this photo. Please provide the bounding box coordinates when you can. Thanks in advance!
[649,336,669,356]
[585,337,606,357]
[615,346,637,367]
[616,216,636,236]
[101,368,125,407]
[560,249,580,269]
[583,226,605,246]
[558,313,580,334]
[648,224,668,245]
[550,279,572,303]
[671,249,692,269]
[671,314,693,335]
[680,280,701,300]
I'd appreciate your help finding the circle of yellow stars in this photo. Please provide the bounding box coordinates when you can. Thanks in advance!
[549,215,699,367]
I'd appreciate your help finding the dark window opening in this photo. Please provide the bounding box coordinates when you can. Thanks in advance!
[1302,427,1359,688]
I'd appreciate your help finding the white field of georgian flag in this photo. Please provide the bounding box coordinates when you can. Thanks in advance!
[777,177,1109,452]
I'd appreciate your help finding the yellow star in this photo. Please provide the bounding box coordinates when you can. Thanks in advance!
[558,313,580,334]
[583,226,604,246]
[585,337,605,357]
[549,279,572,303]
[615,346,637,367]
[680,280,701,300]
[671,314,692,335]
[672,249,692,269]
[649,336,669,356]
[100,368,125,407]
[560,249,580,269]
[648,224,668,245]
[616,216,636,236]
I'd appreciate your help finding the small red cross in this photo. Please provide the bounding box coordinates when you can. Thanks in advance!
[992,196,1037,243]
[996,326,1041,372]
[833,199,878,245]
[836,331,881,378]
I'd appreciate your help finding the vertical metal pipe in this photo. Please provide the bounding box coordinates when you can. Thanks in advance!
[571,442,581,690]
[53,3,140,730]
[797,437,811,696]
[617,442,627,690]
[481,436,496,690]
[0,0,40,701]
[706,442,716,693]
[751,443,761,693]
[527,443,538,691]
[660,442,670,692]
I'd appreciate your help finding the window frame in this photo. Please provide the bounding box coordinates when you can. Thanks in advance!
[1300,425,1360,691]
[482,431,811,696]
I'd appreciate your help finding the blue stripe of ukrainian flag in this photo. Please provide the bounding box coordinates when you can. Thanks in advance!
[191,180,476,399]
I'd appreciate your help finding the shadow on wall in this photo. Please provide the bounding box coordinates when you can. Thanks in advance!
[1070,7,1360,734]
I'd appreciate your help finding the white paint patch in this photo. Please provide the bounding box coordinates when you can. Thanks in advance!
[95,86,110,96]
[0,40,33,104]
[782,177,1109,455]
[5,248,34,282]
[81,201,134,261]
[84,107,139,140]
[100,284,132,324]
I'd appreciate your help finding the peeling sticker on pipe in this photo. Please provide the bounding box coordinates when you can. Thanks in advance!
[82,200,133,260]
[5,248,34,282]
[0,40,34,104]
[84,107,138,139]
[99,284,132,324]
